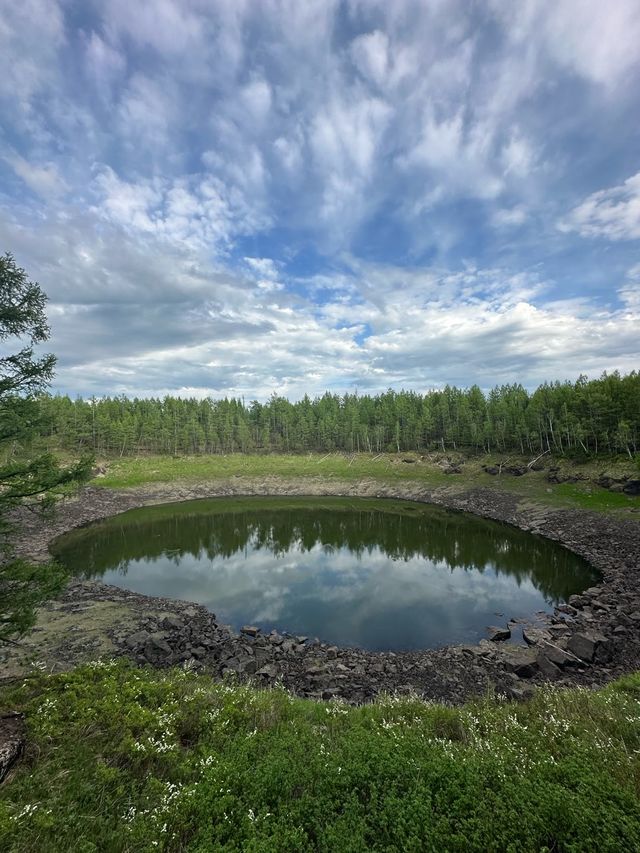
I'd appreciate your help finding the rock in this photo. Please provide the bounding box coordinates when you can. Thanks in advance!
[503,649,538,678]
[556,603,577,616]
[143,635,173,661]
[161,614,184,631]
[536,654,562,679]
[596,474,627,489]
[443,465,462,474]
[487,626,511,642]
[190,646,207,659]
[504,682,536,702]
[538,641,581,669]
[567,631,608,663]
[255,663,279,679]
[0,713,24,783]
[522,627,552,646]
[402,458,417,464]
[505,466,527,476]
[125,630,151,649]
[240,625,260,637]
[582,587,603,599]
[225,654,257,675]
[623,480,640,496]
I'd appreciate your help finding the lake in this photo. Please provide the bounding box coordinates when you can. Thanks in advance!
[51,496,599,651]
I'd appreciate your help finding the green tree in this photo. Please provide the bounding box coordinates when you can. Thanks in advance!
[1,253,91,641]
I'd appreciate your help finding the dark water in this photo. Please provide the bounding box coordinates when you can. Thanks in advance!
[51,497,599,651]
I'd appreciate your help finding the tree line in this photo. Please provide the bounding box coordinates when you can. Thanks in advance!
[30,371,640,459]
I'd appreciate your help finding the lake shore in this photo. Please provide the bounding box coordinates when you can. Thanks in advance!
[5,469,640,704]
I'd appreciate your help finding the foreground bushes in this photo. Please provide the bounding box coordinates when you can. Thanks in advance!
[1,661,640,852]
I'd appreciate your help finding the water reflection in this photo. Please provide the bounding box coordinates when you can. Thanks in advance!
[51,497,599,651]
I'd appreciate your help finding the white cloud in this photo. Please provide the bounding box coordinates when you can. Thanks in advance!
[0,0,66,104]
[558,172,640,241]
[492,206,528,228]
[350,30,390,88]
[3,153,68,197]
[490,0,640,87]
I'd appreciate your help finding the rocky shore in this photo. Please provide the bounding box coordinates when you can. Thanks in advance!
[7,478,640,704]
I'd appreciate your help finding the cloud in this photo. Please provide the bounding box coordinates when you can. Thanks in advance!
[558,172,640,241]
[489,0,640,87]
[3,152,68,197]
[0,0,639,400]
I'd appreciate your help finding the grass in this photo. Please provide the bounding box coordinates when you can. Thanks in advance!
[95,453,450,489]
[1,660,640,852]
[93,452,640,515]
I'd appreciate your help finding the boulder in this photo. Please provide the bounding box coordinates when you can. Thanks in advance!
[505,465,527,476]
[503,649,538,678]
[0,713,24,784]
[567,631,608,663]
[240,625,260,637]
[125,630,151,650]
[255,663,279,679]
[522,627,552,646]
[161,614,184,631]
[538,641,581,669]
[143,634,173,662]
[536,654,562,679]
[623,480,640,496]
[487,626,511,642]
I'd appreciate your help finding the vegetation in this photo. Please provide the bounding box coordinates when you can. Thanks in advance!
[1,660,640,852]
[0,253,91,640]
[27,371,640,459]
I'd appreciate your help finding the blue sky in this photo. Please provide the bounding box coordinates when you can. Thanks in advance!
[0,0,638,400]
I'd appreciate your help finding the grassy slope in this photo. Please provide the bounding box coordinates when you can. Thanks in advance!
[95,452,639,514]
[1,661,640,853]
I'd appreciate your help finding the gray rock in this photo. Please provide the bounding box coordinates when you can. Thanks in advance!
[536,653,562,679]
[522,627,552,646]
[567,631,608,663]
[0,714,24,783]
[538,641,581,668]
[125,630,151,649]
[144,635,173,661]
[255,664,279,679]
[161,614,184,631]
[240,625,260,637]
[622,479,640,496]
[503,649,538,678]
[487,626,511,642]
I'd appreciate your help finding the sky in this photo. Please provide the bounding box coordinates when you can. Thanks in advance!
[0,0,639,401]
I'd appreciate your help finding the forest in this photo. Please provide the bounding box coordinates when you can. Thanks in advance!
[29,370,639,459]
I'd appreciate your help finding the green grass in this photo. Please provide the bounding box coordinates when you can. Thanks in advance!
[1,661,640,852]
[95,453,450,489]
[93,453,640,515]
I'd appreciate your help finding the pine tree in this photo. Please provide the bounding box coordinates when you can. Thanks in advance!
[0,253,92,641]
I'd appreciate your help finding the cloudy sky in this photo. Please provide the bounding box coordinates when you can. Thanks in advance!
[1,0,639,400]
